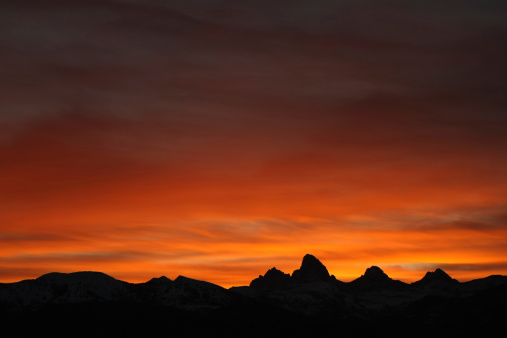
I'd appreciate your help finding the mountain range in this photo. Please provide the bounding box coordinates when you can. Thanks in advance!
[1,254,506,337]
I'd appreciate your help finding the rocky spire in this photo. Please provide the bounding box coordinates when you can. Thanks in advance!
[413,268,459,288]
[350,266,407,290]
[291,254,331,283]
[250,267,291,290]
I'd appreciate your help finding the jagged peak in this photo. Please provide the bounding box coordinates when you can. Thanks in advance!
[363,266,390,279]
[301,254,324,266]
[349,265,407,290]
[174,275,226,290]
[422,268,452,280]
[146,276,172,284]
[264,267,289,277]
[174,275,198,283]
[250,267,291,290]
[155,275,171,281]
[434,268,450,277]
[301,254,326,268]
[413,268,458,287]
[293,254,330,283]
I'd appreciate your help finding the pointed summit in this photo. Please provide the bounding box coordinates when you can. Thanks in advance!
[250,267,291,290]
[292,254,331,283]
[364,266,389,279]
[413,268,459,289]
[350,266,407,290]
[433,268,452,279]
[145,276,173,287]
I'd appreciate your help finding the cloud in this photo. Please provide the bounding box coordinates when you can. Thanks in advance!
[437,262,507,273]
[1,0,506,286]
[0,232,76,243]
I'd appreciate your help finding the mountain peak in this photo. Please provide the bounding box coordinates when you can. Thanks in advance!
[364,266,388,279]
[301,254,323,266]
[413,268,459,288]
[264,267,286,278]
[423,268,454,281]
[350,266,407,290]
[292,254,330,283]
[250,267,291,290]
[146,276,173,286]
[434,268,450,277]
[36,271,119,284]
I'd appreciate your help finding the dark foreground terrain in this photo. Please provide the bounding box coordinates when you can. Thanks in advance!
[2,255,506,337]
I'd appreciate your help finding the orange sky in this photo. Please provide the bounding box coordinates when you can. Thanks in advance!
[1,0,507,287]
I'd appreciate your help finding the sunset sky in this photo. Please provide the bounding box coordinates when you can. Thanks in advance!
[1,0,507,287]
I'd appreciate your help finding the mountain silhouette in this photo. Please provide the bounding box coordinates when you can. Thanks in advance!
[251,254,334,291]
[292,254,332,283]
[250,267,291,290]
[1,254,506,337]
[145,275,173,287]
[412,268,459,289]
[349,266,407,290]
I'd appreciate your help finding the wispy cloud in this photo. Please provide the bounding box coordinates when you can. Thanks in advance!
[1,0,506,287]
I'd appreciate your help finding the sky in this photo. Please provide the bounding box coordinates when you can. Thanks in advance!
[1,0,507,287]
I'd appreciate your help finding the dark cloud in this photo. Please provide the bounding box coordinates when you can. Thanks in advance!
[408,208,507,232]
[0,232,76,243]
[428,262,507,273]
[2,252,133,264]
[2,0,506,125]
[1,249,209,264]
[1,0,507,285]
